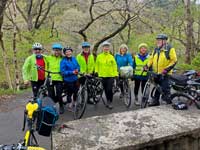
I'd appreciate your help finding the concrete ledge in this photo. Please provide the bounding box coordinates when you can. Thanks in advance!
[52,106,200,150]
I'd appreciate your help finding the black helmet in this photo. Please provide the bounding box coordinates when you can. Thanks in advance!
[156,34,168,40]
[63,46,73,53]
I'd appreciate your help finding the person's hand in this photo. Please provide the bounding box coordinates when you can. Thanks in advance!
[93,72,98,77]
[24,80,29,85]
[143,65,149,72]
[162,69,168,75]
[73,69,79,75]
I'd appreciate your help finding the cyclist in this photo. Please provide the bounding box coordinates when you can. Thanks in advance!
[145,34,177,106]
[133,43,150,105]
[22,43,47,99]
[60,46,80,110]
[95,41,118,109]
[76,41,95,104]
[46,43,64,114]
[115,44,133,97]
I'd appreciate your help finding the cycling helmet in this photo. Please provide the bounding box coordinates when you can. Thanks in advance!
[32,43,43,50]
[156,34,168,40]
[101,41,111,47]
[82,42,90,48]
[63,46,73,53]
[52,43,63,50]
[138,43,148,50]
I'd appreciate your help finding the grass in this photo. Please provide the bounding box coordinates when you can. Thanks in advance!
[0,88,31,96]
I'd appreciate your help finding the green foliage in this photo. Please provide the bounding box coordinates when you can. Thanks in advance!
[0,89,15,96]
[128,33,157,54]
[177,52,200,71]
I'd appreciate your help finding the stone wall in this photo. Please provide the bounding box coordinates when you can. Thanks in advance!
[52,106,200,150]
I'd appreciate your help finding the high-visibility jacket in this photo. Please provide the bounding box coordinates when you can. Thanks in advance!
[76,53,95,74]
[46,55,63,81]
[22,54,47,81]
[147,47,177,74]
[134,54,150,76]
[95,52,118,77]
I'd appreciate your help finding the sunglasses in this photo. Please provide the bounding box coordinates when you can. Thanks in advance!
[33,48,42,50]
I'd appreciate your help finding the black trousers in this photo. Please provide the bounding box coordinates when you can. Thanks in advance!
[102,77,114,103]
[48,81,63,107]
[134,79,147,96]
[64,81,79,103]
[31,80,45,98]
[153,75,171,104]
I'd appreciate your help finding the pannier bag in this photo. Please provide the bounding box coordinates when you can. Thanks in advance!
[37,105,59,136]
[119,66,133,78]
[36,97,59,137]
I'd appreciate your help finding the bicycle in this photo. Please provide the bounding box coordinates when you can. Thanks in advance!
[36,65,60,105]
[0,100,46,150]
[141,71,200,109]
[72,74,104,119]
[169,73,200,109]
[113,77,132,108]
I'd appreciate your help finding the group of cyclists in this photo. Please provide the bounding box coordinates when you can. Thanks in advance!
[22,33,177,115]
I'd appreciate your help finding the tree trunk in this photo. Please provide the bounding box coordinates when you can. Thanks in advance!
[184,0,194,63]
[0,0,13,89]
[12,0,20,91]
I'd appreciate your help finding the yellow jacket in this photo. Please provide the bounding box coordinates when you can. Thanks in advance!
[95,52,118,77]
[147,47,177,74]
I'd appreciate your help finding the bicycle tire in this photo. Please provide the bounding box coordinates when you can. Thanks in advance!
[73,86,87,119]
[141,82,150,108]
[122,80,131,108]
[93,81,104,104]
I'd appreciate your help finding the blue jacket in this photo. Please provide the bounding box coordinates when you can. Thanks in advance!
[115,53,133,69]
[60,57,80,82]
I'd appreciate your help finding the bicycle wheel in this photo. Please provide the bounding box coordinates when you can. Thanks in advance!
[121,79,131,108]
[141,82,151,108]
[73,86,87,119]
[93,81,104,104]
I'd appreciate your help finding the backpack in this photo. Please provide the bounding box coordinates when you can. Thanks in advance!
[153,44,172,60]
[36,97,59,137]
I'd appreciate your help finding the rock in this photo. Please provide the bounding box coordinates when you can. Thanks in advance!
[52,106,200,150]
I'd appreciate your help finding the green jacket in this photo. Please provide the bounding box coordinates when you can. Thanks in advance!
[22,54,47,81]
[95,52,118,77]
[46,55,63,81]
[76,53,95,74]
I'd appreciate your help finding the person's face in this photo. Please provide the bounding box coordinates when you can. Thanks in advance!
[140,47,147,55]
[65,50,72,57]
[82,47,90,53]
[33,48,42,55]
[120,47,127,55]
[53,49,62,57]
[102,45,110,52]
[156,39,167,48]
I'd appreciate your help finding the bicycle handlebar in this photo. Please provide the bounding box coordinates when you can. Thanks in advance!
[35,64,60,74]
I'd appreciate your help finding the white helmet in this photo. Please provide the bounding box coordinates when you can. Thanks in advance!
[101,41,111,47]
[32,42,43,49]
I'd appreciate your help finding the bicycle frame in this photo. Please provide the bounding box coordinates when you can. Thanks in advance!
[22,101,39,146]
